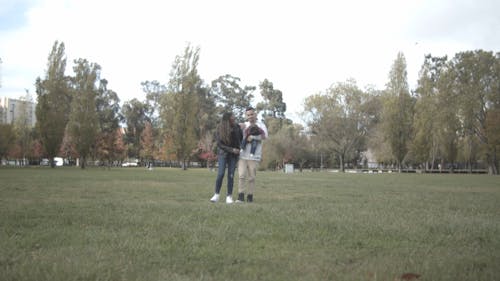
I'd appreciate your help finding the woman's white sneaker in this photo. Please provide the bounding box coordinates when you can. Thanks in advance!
[226,196,234,204]
[210,194,220,203]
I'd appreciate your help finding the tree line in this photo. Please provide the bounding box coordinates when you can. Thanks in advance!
[302,52,499,174]
[0,41,498,174]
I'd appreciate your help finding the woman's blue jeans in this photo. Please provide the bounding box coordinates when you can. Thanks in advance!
[215,153,238,195]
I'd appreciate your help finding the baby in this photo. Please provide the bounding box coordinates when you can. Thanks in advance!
[241,124,263,157]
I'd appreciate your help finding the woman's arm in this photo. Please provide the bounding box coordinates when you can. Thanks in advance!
[216,129,240,154]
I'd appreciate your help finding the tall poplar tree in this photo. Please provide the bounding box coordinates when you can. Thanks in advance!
[161,44,202,169]
[382,52,414,172]
[67,59,100,169]
[35,41,71,167]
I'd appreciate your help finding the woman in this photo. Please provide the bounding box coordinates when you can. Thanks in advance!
[210,112,243,203]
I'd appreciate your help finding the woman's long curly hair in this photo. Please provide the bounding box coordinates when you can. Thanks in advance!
[218,112,233,144]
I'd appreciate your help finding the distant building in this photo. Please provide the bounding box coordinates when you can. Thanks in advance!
[0,96,37,127]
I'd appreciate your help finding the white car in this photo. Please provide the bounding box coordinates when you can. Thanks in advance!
[121,162,138,167]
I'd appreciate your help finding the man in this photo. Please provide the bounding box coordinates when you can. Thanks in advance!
[236,107,268,203]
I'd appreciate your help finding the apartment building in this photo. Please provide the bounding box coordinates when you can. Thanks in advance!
[0,96,37,127]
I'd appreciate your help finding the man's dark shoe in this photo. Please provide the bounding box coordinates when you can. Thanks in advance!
[236,193,245,203]
[247,194,253,202]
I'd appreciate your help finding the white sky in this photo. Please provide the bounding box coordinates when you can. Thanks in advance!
[1,0,499,123]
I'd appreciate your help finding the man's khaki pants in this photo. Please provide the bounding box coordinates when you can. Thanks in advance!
[238,159,257,195]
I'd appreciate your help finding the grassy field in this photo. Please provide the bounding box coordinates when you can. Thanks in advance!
[1,167,499,281]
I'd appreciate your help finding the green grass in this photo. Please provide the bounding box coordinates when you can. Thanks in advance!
[1,167,499,281]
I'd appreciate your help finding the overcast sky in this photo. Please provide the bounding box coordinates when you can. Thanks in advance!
[1,0,499,122]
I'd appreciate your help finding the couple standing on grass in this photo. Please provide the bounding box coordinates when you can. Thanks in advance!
[209,107,268,204]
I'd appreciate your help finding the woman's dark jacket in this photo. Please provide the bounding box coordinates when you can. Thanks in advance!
[216,124,243,156]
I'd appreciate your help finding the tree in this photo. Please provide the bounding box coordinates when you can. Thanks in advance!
[35,41,71,168]
[451,50,500,174]
[434,62,460,173]
[122,98,149,160]
[195,85,217,149]
[303,79,371,172]
[13,90,35,165]
[210,74,254,122]
[161,44,202,169]
[262,124,293,171]
[381,52,414,172]
[0,124,15,163]
[196,131,217,170]
[59,129,78,164]
[293,127,315,172]
[257,79,286,119]
[67,59,100,169]
[256,79,289,135]
[261,123,310,171]
[140,121,154,164]
[113,128,127,163]
[141,80,167,163]
[142,80,166,128]
[412,55,447,170]
[95,79,121,167]
[360,88,384,167]
[485,108,500,172]
[31,139,44,161]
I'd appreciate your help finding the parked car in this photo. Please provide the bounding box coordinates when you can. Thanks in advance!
[54,157,63,166]
[40,157,64,166]
[122,162,138,167]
